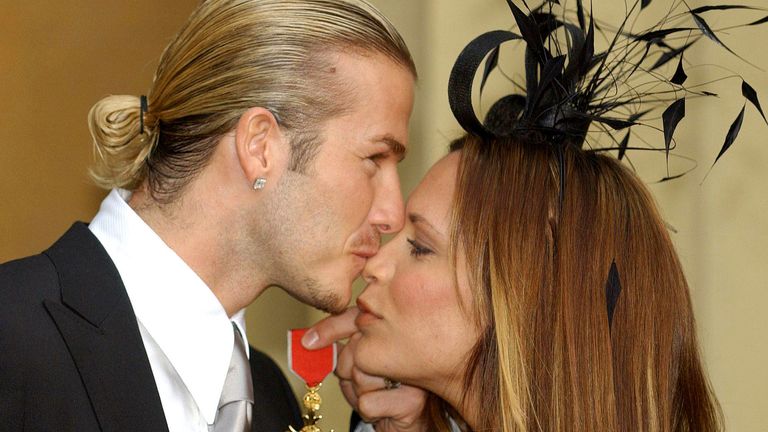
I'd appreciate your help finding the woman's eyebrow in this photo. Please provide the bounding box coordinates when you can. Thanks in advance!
[408,212,443,239]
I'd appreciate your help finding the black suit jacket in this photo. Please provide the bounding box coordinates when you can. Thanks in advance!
[0,223,301,432]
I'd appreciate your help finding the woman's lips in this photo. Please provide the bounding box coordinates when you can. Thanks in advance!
[355,298,381,327]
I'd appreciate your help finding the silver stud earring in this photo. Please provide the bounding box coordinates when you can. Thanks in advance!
[253,177,267,190]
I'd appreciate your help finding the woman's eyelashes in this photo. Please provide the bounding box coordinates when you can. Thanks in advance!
[407,238,434,258]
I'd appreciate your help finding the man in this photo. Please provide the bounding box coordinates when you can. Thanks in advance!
[0,1,415,431]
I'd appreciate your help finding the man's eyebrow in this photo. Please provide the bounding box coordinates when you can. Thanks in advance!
[373,135,407,162]
[408,212,443,238]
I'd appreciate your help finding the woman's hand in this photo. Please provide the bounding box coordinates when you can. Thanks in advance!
[304,308,428,431]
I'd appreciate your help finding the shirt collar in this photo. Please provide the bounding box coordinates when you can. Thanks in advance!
[89,189,248,424]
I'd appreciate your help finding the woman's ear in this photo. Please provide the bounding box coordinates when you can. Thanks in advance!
[233,107,287,189]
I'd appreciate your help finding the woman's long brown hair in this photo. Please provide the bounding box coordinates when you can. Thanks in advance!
[429,134,722,431]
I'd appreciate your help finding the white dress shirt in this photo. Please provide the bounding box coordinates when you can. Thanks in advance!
[89,189,248,432]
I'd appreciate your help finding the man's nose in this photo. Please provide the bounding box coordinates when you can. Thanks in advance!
[368,171,405,234]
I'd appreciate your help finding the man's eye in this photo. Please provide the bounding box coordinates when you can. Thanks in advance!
[407,238,433,258]
[367,153,387,164]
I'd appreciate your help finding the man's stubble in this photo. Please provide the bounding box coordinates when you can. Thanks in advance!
[251,169,347,314]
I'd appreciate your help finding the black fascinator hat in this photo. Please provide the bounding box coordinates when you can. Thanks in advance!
[448,0,768,181]
[447,0,767,328]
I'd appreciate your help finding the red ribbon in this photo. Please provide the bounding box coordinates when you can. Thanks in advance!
[288,328,337,387]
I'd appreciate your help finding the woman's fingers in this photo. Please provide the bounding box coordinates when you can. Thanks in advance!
[339,377,358,408]
[338,334,386,396]
[305,309,427,430]
[302,307,360,350]
[334,333,358,381]
[350,366,392,394]
[356,384,428,431]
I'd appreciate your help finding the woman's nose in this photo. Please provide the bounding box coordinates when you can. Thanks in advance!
[362,237,397,285]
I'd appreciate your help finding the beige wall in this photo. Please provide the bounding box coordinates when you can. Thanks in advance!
[2,1,767,430]
[0,2,198,258]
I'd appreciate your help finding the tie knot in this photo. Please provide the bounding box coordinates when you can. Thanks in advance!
[218,323,254,408]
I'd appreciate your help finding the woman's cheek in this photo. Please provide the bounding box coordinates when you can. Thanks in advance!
[387,265,476,379]
[391,265,459,323]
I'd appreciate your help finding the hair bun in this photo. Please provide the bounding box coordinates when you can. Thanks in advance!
[88,95,157,190]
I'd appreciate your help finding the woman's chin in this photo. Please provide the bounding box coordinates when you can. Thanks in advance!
[354,336,399,379]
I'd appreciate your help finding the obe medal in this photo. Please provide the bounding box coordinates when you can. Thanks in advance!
[287,328,337,432]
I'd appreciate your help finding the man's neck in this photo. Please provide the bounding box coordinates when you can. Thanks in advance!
[127,186,269,317]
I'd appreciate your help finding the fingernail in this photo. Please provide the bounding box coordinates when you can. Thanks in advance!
[302,329,319,349]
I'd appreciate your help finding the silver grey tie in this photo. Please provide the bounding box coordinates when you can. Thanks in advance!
[211,323,254,432]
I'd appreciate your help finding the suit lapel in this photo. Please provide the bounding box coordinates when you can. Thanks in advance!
[43,223,169,432]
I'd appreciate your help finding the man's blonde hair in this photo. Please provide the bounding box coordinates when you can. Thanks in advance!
[88,0,415,202]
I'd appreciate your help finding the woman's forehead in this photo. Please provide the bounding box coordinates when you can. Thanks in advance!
[405,152,460,232]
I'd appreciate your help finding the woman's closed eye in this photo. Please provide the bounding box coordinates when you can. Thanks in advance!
[407,238,434,258]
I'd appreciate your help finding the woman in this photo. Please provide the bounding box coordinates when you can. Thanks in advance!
[352,130,722,431]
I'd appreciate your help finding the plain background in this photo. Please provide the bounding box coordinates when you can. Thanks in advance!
[1,1,766,430]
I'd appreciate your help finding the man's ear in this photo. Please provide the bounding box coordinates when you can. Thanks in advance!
[233,107,287,189]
